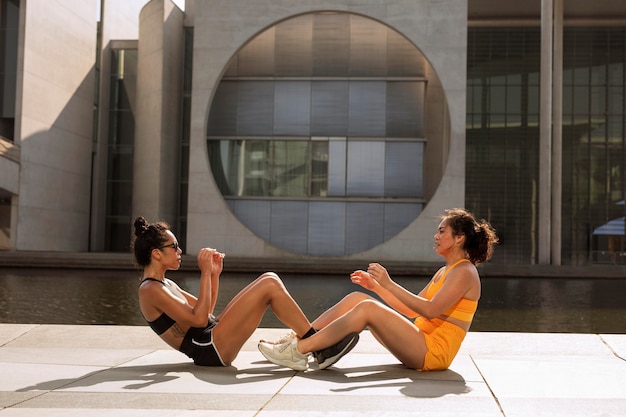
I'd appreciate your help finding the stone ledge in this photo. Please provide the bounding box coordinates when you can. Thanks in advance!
[1,250,625,278]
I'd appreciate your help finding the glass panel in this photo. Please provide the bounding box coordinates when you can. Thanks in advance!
[308,201,345,256]
[467,82,483,129]
[242,141,271,196]
[573,67,590,85]
[572,86,590,115]
[183,27,195,90]
[105,218,132,252]
[0,0,19,119]
[273,81,310,136]
[109,109,135,146]
[312,13,350,76]
[348,81,386,136]
[107,146,133,181]
[608,86,624,115]
[106,180,132,216]
[270,201,308,253]
[384,142,423,197]
[528,85,540,120]
[275,14,312,76]
[208,140,240,196]
[237,81,274,135]
[608,62,623,87]
[210,140,312,197]
[178,28,194,243]
[210,140,273,197]
[238,27,275,76]
[106,47,138,251]
[231,199,271,240]
[349,15,387,76]
[346,141,385,196]
[311,141,329,197]
[506,81,522,116]
[328,138,346,196]
[271,141,308,197]
[384,203,422,240]
[207,81,237,136]
[466,27,541,264]
[345,202,384,254]
[590,64,606,86]
[311,81,349,136]
[590,86,606,116]
[489,83,506,116]
[386,82,424,137]
[387,30,426,77]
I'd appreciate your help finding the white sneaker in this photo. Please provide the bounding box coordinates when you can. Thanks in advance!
[258,338,310,371]
[259,331,296,345]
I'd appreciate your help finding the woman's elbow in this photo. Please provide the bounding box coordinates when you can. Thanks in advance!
[187,314,210,328]
[418,306,440,320]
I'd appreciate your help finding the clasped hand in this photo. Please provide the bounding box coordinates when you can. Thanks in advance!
[197,247,225,275]
[350,262,390,290]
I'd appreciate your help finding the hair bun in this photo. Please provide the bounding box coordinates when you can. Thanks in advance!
[133,216,149,237]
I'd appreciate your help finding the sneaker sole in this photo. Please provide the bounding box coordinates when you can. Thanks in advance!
[318,334,359,370]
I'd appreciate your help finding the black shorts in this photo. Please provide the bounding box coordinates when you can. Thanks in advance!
[179,320,225,366]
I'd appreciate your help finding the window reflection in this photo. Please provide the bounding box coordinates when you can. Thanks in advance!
[209,139,423,200]
[467,26,626,264]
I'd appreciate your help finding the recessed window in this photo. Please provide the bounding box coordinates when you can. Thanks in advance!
[207,13,431,255]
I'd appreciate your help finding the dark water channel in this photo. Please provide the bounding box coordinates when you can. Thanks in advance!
[1,267,625,333]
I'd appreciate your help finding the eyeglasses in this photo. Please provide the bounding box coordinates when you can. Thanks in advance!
[159,242,180,252]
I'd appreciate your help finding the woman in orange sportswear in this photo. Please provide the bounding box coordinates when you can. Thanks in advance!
[259,208,498,371]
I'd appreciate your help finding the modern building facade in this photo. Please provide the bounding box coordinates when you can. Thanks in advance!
[0,0,625,267]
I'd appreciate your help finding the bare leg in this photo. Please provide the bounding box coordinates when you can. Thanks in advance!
[310,292,373,330]
[213,272,312,365]
[298,299,427,369]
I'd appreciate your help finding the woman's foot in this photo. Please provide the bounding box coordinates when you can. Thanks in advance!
[258,338,311,371]
[315,333,359,369]
[259,331,296,345]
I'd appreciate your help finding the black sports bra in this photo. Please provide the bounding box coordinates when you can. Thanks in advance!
[140,277,176,335]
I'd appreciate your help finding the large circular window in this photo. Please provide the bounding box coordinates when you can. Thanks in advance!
[207,12,435,256]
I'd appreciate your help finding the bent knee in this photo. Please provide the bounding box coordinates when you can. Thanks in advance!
[352,298,388,318]
[258,271,280,280]
[256,272,286,290]
[343,291,375,303]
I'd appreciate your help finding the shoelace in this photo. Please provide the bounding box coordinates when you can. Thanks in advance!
[261,332,295,345]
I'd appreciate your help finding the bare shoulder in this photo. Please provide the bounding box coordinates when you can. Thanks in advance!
[447,261,480,286]
[138,279,170,298]
[454,261,481,297]
[454,260,478,273]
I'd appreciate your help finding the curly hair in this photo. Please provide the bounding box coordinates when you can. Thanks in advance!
[131,216,171,267]
[440,208,498,265]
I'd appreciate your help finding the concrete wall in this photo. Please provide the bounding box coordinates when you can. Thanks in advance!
[14,0,98,251]
[132,0,184,225]
[186,0,468,262]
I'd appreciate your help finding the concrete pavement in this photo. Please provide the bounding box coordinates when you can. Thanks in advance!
[1,324,625,416]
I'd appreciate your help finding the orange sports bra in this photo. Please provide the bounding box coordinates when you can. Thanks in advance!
[419,258,478,322]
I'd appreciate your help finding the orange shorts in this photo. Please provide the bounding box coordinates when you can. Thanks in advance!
[414,317,466,371]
